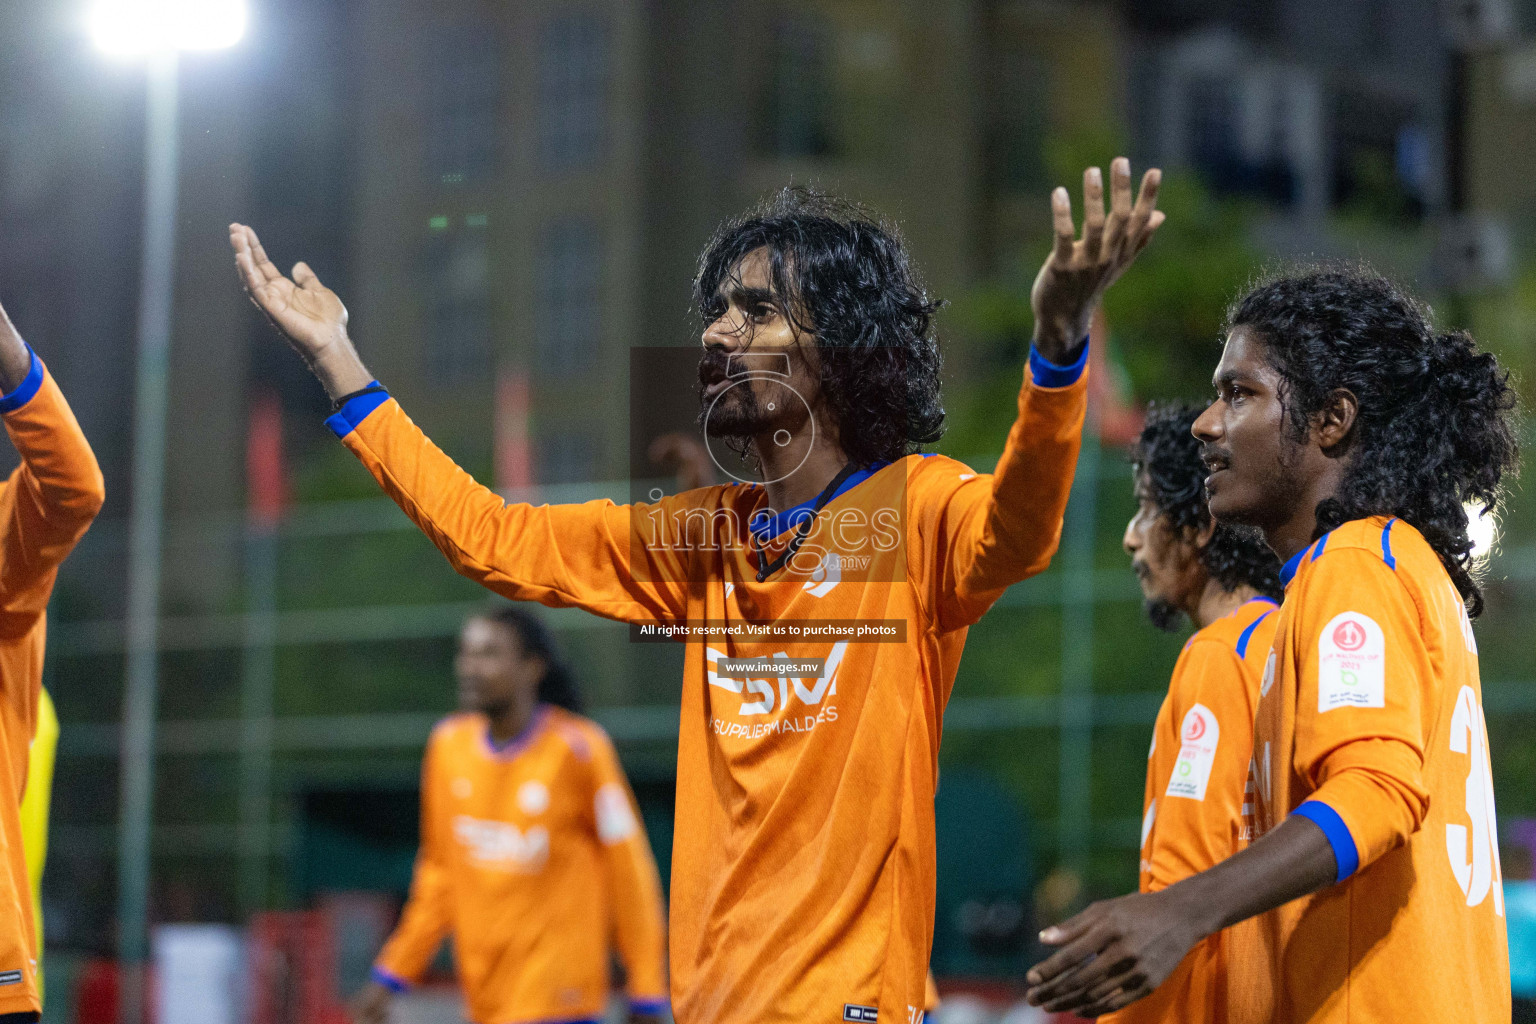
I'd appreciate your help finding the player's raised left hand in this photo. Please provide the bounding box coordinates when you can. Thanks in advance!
[230,222,375,399]
[1023,884,1199,1016]
[1030,157,1164,363]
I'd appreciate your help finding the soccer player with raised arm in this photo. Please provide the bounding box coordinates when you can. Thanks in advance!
[0,297,105,1024]
[1026,268,1518,1022]
[349,607,667,1024]
[230,158,1163,1024]
[1102,403,1282,1024]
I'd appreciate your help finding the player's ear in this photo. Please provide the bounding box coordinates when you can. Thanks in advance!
[1312,387,1358,452]
[1192,517,1218,552]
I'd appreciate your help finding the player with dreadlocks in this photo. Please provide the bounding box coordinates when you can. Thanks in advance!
[350,606,667,1024]
[230,157,1163,1024]
[1028,266,1519,1024]
[1103,402,1282,1024]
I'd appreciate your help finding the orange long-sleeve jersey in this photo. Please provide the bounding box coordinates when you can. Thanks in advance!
[1101,596,1277,1024]
[374,707,668,1024]
[327,346,1086,1024]
[1232,516,1509,1023]
[0,349,103,1016]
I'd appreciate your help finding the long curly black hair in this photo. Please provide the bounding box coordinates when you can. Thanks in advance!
[483,605,584,713]
[693,187,946,467]
[1132,402,1284,603]
[1228,265,1520,616]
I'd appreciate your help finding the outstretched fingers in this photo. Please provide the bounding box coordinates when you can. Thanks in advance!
[1081,166,1105,262]
[1101,157,1132,255]
[1050,186,1075,265]
[1075,975,1153,1018]
[1132,209,1168,259]
[230,225,268,299]
[1124,168,1163,250]
[1040,951,1145,1014]
[1025,913,1101,994]
[245,226,286,286]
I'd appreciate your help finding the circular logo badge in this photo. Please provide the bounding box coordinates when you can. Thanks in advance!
[517,780,550,815]
[1332,620,1367,651]
[1184,714,1207,742]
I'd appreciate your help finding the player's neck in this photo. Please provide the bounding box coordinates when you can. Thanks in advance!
[487,701,537,746]
[758,427,850,513]
[1263,464,1347,564]
[1190,579,1262,630]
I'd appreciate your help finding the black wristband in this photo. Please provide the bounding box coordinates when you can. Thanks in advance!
[332,383,388,414]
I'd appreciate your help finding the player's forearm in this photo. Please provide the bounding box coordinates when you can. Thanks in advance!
[1031,318,1090,367]
[0,305,33,394]
[306,333,375,402]
[968,364,1087,583]
[1161,815,1338,938]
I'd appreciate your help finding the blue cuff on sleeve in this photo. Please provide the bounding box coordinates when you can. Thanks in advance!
[630,997,670,1015]
[0,346,45,414]
[1293,800,1360,882]
[371,966,410,993]
[325,381,391,438]
[1028,337,1089,389]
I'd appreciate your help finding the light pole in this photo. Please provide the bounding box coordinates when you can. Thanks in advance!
[86,4,246,1023]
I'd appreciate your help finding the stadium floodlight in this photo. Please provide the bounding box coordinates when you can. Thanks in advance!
[87,0,247,55]
[92,7,245,1023]
[1466,502,1499,561]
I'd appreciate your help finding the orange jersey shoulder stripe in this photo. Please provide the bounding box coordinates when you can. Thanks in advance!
[335,359,1086,1023]
[1234,517,1509,1023]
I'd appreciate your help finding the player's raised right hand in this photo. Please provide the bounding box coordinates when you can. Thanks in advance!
[230,223,373,398]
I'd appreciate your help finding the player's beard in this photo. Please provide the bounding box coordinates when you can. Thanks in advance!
[1144,597,1184,633]
[698,350,777,453]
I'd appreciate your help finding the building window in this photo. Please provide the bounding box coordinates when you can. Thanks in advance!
[537,430,598,484]
[424,228,491,384]
[1182,75,1298,208]
[536,217,602,377]
[537,12,610,171]
[763,17,833,158]
[428,20,502,186]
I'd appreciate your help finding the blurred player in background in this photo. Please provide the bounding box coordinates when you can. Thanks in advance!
[231,156,1163,1023]
[1101,403,1282,1024]
[0,297,105,1024]
[349,606,667,1024]
[1027,267,1519,1022]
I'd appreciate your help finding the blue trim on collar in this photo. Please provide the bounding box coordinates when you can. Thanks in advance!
[1028,337,1090,389]
[1312,529,1330,562]
[748,461,889,543]
[0,346,44,414]
[1278,545,1308,587]
[1293,800,1360,882]
[1280,531,1335,588]
[325,381,391,438]
[1235,608,1276,659]
[484,705,549,758]
[1381,517,1398,569]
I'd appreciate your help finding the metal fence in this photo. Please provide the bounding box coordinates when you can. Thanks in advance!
[44,439,1536,911]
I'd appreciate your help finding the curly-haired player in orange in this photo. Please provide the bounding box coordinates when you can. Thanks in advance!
[232,160,1163,1024]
